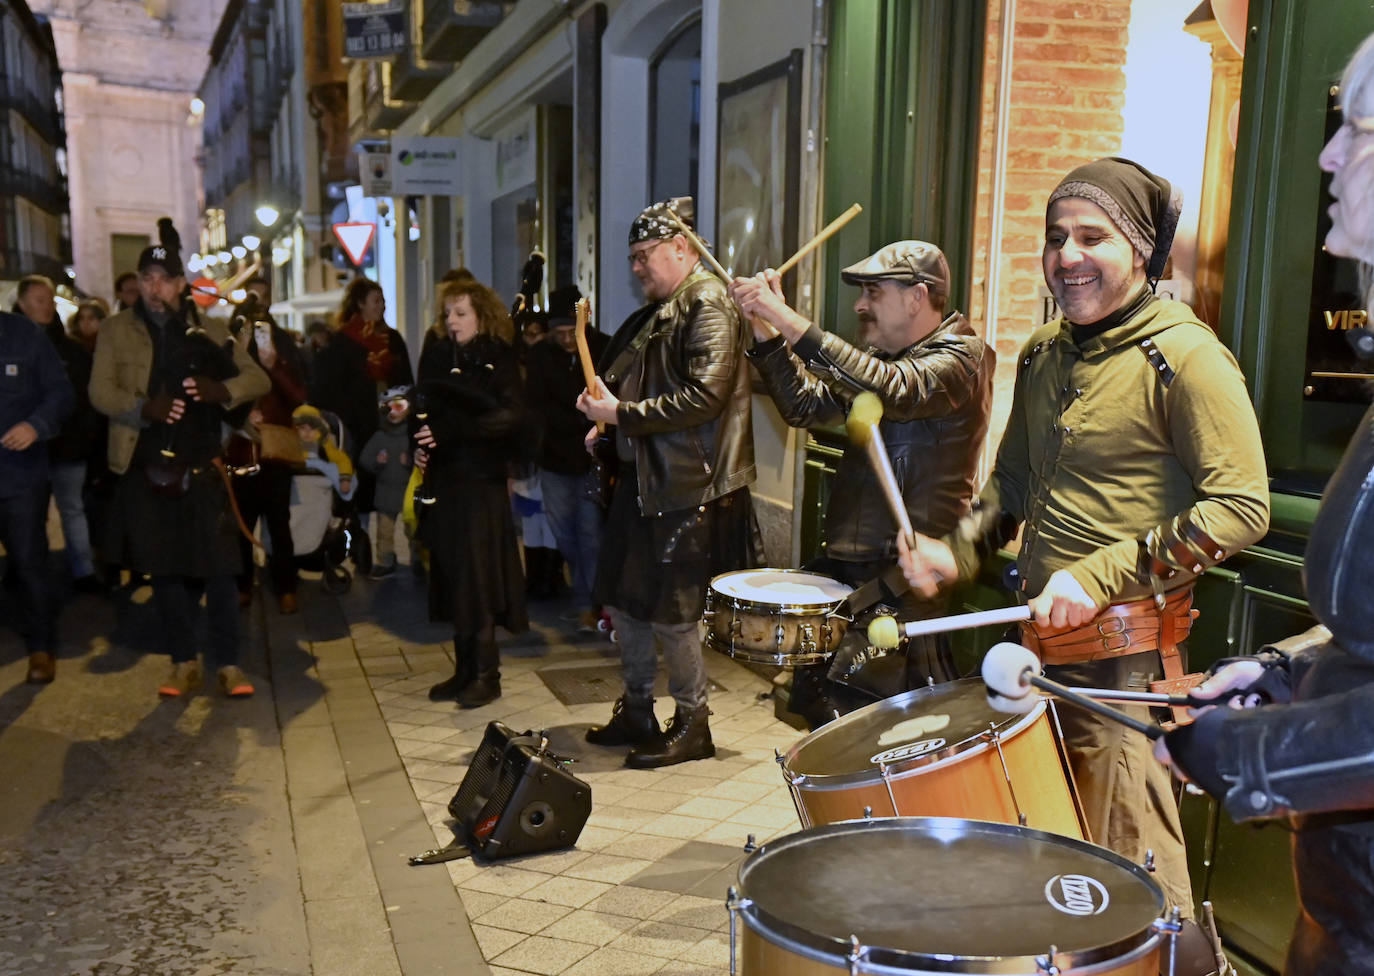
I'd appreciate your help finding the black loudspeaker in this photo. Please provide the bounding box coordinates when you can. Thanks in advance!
[446,721,592,860]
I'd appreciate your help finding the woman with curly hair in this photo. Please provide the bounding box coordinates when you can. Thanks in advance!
[308,277,412,512]
[416,277,529,708]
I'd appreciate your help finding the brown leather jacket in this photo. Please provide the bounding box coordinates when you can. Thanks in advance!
[601,269,755,517]
[749,312,993,561]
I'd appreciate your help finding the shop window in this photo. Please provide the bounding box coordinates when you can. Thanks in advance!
[649,19,701,204]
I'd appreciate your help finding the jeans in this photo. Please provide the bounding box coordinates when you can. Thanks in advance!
[0,481,56,652]
[540,470,602,608]
[608,607,706,710]
[50,460,94,579]
[232,464,296,595]
[151,574,240,671]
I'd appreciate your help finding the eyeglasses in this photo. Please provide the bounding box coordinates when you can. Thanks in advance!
[628,240,667,268]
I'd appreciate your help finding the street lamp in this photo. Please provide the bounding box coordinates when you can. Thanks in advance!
[255,205,279,227]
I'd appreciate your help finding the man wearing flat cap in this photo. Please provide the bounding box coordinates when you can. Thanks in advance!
[577,197,759,768]
[731,240,994,720]
[91,219,269,700]
[897,158,1270,929]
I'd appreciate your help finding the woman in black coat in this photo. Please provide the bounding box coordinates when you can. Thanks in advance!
[416,278,529,708]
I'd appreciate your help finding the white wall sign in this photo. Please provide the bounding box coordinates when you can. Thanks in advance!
[359,150,392,197]
[493,111,537,195]
[391,137,462,196]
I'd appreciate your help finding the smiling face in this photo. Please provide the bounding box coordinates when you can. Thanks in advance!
[445,293,480,345]
[1042,197,1147,326]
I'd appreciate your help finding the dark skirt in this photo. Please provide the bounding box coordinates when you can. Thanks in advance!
[107,465,243,579]
[594,476,761,625]
[418,474,528,636]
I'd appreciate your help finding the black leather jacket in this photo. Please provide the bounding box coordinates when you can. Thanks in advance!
[748,312,994,561]
[601,269,755,517]
[1167,404,1374,975]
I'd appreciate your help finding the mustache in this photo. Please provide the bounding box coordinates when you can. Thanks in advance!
[856,312,875,323]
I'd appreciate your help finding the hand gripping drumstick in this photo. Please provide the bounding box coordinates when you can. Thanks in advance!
[846,392,916,549]
[775,203,863,276]
[868,605,1032,649]
[980,642,1200,739]
[573,298,604,434]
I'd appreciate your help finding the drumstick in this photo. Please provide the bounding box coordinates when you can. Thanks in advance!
[573,298,604,434]
[981,642,1165,739]
[868,606,1031,648]
[845,392,915,549]
[663,211,732,283]
[775,203,863,276]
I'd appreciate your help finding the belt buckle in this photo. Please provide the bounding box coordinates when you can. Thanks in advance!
[1097,616,1131,653]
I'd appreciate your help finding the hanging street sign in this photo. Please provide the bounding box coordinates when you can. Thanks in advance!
[332,222,377,266]
[343,1,407,60]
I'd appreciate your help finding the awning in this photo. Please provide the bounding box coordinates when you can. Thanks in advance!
[269,288,345,318]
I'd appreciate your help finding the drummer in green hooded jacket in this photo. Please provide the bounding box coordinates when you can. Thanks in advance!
[896,157,1270,939]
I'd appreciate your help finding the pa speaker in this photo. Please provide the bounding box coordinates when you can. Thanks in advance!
[447,721,591,860]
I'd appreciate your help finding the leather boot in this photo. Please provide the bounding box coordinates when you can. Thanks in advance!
[429,638,477,700]
[26,652,56,684]
[457,639,501,709]
[625,704,714,769]
[585,695,659,746]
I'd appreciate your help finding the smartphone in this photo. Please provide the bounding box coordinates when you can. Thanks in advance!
[254,322,271,349]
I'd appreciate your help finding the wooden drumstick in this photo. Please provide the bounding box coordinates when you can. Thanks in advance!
[663,211,732,283]
[573,297,604,434]
[845,392,916,549]
[775,203,863,276]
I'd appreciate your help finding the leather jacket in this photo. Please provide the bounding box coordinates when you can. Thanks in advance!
[748,312,993,561]
[601,269,755,516]
[1166,404,1374,974]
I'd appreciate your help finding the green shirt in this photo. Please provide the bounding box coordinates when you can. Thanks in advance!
[950,298,1270,607]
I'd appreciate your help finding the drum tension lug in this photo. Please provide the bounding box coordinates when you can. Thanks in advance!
[1153,907,1183,976]
[1035,943,1061,974]
[847,934,869,976]
[862,805,873,820]
[1144,848,1156,873]
[743,833,758,853]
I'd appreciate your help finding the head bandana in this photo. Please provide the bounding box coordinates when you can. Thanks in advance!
[1047,157,1182,283]
[629,197,697,245]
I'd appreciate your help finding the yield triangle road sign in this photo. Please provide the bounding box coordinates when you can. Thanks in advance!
[332,222,376,266]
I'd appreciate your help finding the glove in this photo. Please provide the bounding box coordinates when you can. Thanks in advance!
[142,394,177,423]
[185,375,231,404]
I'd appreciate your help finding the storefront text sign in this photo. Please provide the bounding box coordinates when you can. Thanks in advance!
[344,1,407,60]
[494,110,537,195]
[391,138,462,196]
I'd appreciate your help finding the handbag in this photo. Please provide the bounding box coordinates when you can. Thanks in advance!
[258,422,303,464]
[144,457,191,498]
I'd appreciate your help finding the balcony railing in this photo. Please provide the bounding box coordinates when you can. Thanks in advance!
[419,0,508,63]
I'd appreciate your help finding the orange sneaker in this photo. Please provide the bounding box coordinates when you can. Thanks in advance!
[158,660,201,698]
[217,665,254,697]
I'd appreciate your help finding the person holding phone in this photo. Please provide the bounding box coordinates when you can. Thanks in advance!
[230,295,308,614]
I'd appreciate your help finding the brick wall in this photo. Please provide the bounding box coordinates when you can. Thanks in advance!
[968,0,1132,460]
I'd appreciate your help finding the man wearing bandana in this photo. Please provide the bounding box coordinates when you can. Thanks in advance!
[897,158,1270,937]
[577,198,759,769]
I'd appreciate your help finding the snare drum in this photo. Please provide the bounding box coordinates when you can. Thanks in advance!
[730,818,1167,975]
[780,677,1083,838]
[704,569,852,667]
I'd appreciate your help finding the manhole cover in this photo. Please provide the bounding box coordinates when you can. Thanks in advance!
[538,664,725,706]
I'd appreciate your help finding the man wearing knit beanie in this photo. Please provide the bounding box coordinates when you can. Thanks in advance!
[897,158,1270,963]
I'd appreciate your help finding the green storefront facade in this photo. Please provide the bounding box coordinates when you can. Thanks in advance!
[800,2,1374,972]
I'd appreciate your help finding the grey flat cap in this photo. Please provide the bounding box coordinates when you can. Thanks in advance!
[840,240,949,302]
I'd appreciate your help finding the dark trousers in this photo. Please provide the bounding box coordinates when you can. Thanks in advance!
[151,574,240,670]
[0,480,55,653]
[232,464,297,595]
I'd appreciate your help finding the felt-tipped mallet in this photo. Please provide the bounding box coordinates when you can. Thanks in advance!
[867,606,1033,649]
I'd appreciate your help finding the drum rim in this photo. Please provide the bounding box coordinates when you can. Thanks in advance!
[708,568,854,610]
[781,679,1046,787]
[734,817,1166,973]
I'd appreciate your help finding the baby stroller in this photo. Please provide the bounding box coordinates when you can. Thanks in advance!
[284,409,372,594]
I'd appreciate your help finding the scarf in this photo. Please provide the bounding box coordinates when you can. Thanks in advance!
[341,314,393,384]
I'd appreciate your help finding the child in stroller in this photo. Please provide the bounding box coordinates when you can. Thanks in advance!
[289,405,371,592]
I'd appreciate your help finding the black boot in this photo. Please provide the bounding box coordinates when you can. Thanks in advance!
[429,638,476,701]
[625,704,714,769]
[586,695,660,746]
[457,639,501,708]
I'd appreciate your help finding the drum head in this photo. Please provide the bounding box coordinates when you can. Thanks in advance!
[710,569,852,607]
[737,818,1164,971]
[785,678,1038,783]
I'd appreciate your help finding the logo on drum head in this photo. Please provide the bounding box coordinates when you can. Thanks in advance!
[1044,874,1110,916]
[869,739,945,765]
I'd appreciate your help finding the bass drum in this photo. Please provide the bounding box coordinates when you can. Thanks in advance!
[779,677,1083,839]
[730,817,1166,975]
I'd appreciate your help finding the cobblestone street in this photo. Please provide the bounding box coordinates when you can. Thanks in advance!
[0,558,803,976]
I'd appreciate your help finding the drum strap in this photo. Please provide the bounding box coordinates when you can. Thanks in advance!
[1020,586,1203,722]
[833,565,909,619]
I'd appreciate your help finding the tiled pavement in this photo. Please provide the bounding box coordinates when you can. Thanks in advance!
[295,569,811,976]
